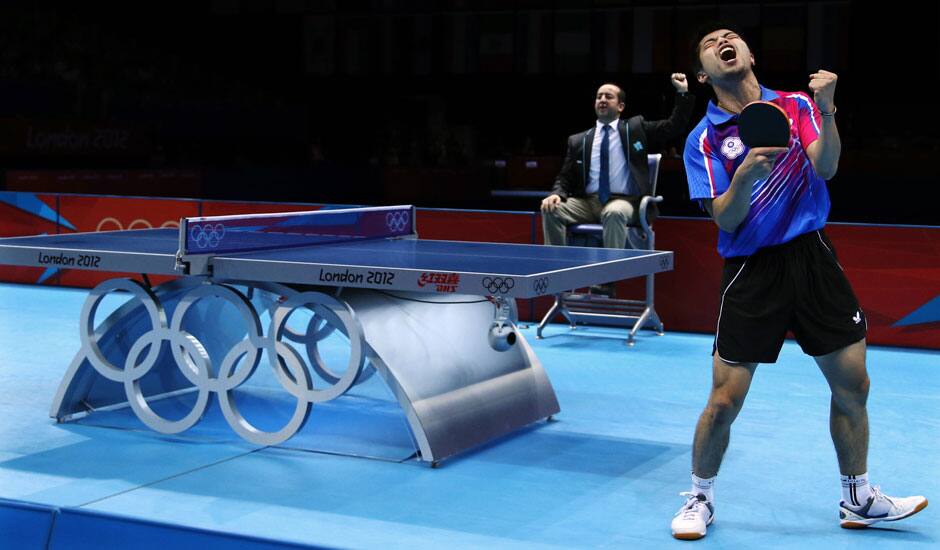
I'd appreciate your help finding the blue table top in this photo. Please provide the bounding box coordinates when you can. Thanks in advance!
[0,229,672,297]
[0,229,654,275]
[226,238,656,276]
[0,229,180,255]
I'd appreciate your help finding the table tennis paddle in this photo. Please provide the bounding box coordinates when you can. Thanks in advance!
[738,101,790,148]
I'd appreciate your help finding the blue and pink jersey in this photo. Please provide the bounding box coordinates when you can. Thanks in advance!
[683,85,829,258]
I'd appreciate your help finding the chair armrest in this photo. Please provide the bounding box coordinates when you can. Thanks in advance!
[638,195,663,235]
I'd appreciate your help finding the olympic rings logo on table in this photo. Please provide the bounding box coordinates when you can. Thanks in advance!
[385,211,410,233]
[532,277,549,295]
[482,276,515,294]
[188,223,226,249]
[73,278,368,446]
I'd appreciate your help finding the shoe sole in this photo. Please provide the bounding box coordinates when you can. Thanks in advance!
[672,516,713,540]
[840,498,929,529]
[672,531,706,540]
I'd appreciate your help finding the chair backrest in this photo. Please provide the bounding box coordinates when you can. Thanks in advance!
[647,153,662,196]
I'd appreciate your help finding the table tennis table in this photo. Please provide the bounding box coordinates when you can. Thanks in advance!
[0,205,673,465]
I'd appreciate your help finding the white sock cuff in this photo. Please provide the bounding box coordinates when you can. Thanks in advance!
[841,473,872,507]
[691,473,716,489]
[841,473,869,487]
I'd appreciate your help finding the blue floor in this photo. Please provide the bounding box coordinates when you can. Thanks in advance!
[1,283,937,549]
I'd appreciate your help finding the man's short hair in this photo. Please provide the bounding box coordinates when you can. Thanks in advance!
[689,20,750,76]
[600,83,627,105]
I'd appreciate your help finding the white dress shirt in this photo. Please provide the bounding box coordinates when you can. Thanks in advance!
[586,119,635,196]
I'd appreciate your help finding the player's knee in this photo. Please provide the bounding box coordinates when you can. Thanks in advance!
[857,374,870,400]
[834,374,870,412]
[705,394,742,425]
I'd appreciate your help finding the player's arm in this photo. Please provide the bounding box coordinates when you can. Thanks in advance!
[805,70,841,180]
[708,147,788,232]
[685,127,782,233]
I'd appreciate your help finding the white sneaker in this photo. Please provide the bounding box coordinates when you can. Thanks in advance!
[839,486,928,529]
[671,492,714,540]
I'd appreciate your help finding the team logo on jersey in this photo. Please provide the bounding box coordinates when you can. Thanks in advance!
[720,136,745,159]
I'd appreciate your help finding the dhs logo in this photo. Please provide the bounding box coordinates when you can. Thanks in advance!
[189,223,226,249]
[532,277,549,295]
[386,211,410,233]
[483,276,515,294]
[418,271,460,293]
[721,136,745,160]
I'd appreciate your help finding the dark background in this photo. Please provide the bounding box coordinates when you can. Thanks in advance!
[1,1,937,224]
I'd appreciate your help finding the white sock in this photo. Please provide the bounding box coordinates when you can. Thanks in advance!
[841,473,873,507]
[691,472,715,502]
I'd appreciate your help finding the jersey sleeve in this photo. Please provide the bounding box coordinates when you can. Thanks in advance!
[791,92,822,148]
[683,124,729,201]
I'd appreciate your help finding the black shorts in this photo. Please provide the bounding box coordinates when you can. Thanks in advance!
[714,229,867,364]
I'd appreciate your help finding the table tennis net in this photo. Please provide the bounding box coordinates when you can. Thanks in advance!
[180,205,415,256]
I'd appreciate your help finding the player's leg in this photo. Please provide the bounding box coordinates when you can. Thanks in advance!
[541,196,601,246]
[672,355,757,540]
[672,248,790,540]
[814,340,928,527]
[694,355,758,479]
[795,230,928,528]
[815,339,869,477]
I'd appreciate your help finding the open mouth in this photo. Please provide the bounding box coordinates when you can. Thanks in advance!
[719,46,737,62]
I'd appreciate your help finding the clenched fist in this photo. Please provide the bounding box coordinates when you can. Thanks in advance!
[809,70,837,113]
[671,73,689,93]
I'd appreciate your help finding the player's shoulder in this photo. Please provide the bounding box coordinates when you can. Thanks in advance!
[774,90,815,110]
[684,116,712,148]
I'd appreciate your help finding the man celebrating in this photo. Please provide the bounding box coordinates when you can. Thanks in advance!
[541,75,693,296]
[671,22,928,540]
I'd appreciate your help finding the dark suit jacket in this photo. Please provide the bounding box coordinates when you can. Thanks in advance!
[549,92,695,220]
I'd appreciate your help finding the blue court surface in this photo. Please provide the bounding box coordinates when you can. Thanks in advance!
[1,282,937,549]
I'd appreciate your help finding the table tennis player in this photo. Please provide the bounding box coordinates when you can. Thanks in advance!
[670,20,928,540]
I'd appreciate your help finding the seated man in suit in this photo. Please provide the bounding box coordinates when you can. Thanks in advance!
[541,75,694,296]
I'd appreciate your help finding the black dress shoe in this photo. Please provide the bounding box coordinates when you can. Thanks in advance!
[589,283,615,298]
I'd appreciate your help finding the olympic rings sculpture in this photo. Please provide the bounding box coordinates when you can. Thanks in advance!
[95,217,179,232]
[77,278,369,446]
